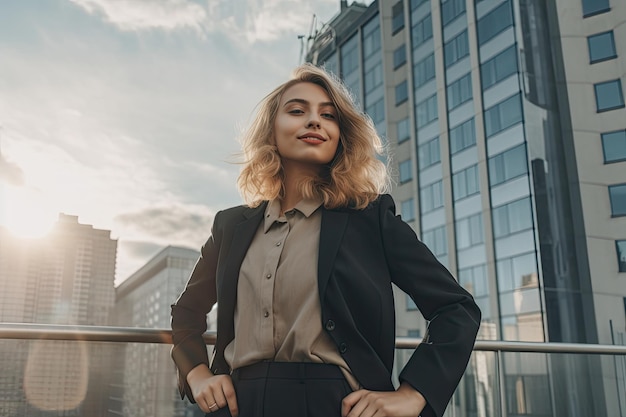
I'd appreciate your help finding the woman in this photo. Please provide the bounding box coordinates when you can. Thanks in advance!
[171,64,480,417]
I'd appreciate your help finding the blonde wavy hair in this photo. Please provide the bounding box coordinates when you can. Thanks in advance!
[237,63,390,210]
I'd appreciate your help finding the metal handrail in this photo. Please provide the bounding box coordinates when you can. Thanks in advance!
[2,322,626,355]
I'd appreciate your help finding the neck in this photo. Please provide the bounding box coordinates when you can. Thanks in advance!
[280,160,320,213]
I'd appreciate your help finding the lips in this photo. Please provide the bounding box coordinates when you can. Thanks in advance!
[298,133,327,143]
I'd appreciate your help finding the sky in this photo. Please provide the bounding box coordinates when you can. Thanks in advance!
[0,0,358,285]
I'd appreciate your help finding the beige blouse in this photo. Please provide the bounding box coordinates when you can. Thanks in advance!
[224,198,359,390]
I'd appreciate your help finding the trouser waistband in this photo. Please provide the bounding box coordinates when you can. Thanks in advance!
[232,361,344,380]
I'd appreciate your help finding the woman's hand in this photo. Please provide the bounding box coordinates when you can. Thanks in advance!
[341,382,426,417]
[187,364,238,416]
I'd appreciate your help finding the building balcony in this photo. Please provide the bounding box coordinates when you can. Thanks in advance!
[0,323,624,417]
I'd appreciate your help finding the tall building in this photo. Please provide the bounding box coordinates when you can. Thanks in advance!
[306,0,625,416]
[0,214,117,416]
[111,246,213,417]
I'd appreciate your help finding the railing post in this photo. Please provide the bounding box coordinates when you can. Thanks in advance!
[495,350,506,417]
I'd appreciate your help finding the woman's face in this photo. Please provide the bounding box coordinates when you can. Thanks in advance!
[274,82,341,172]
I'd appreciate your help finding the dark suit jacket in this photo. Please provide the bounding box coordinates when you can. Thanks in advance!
[171,194,480,417]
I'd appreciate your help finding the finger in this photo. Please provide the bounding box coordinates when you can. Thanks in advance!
[342,390,366,417]
[211,383,228,409]
[222,378,239,417]
[197,396,213,413]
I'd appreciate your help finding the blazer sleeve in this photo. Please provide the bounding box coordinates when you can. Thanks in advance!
[170,211,222,402]
[378,194,481,417]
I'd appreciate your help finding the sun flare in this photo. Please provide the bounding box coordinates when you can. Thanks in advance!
[0,183,57,239]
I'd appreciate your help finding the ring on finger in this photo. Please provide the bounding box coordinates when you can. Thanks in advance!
[208,402,219,411]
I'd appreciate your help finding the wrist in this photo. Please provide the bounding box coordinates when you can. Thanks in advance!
[186,363,212,385]
[399,382,427,409]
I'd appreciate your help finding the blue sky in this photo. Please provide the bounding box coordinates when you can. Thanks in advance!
[0,0,354,284]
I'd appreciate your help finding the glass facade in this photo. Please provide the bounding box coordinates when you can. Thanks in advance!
[308,0,617,414]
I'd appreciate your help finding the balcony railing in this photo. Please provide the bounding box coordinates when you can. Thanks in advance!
[1,323,626,417]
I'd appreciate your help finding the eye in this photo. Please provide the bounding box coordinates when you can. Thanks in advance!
[288,108,304,115]
[322,112,336,120]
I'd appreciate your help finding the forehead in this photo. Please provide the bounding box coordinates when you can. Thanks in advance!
[280,82,333,105]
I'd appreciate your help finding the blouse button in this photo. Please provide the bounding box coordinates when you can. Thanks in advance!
[339,342,348,354]
[266,273,272,279]
[325,320,336,331]
[264,311,269,318]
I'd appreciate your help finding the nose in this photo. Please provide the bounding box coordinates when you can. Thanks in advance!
[306,114,321,129]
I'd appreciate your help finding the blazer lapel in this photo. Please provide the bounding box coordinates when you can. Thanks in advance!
[219,203,267,303]
[318,208,349,300]
[215,203,266,362]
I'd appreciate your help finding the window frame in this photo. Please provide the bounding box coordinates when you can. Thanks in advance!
[588,31,617,64]
[601,130,626,164]
[609,183,626,217]
[594,79,626,113]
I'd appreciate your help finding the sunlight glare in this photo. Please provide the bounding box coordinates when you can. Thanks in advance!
[0,183,57,238]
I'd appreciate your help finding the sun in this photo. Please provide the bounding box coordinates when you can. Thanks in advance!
[0,183,57,239]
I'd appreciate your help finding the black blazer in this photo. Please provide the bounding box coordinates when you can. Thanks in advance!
[171,194,480,417]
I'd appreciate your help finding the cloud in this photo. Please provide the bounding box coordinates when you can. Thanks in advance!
[67,0,339,46]
[0,153,25,186]
[68,0,207,33]
[114,202,215,247]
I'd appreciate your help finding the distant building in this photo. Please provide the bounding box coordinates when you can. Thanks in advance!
[111,246,214,417]
[0,214,117,416]
[306,0,625,416]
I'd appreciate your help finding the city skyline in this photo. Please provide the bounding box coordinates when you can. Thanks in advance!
[0,0,353,285]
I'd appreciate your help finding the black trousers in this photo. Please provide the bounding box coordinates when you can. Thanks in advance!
[208,362,352,417]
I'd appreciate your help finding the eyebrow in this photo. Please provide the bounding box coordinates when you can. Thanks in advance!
[283,98,336,108]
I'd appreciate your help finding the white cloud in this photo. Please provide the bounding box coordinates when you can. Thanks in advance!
[68,0,207,33]
[68,0,339,46]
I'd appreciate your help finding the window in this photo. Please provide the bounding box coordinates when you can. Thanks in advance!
[414,53,436,88]
[366,98,385,124]
[609,184,626,217]
[397,118,411,143]
[441,0,466,26]
[412,14,433,49]
[406,295,418,311]
[407,328,421,337]
[394,44,407,69]
[422,225,447,257]
[481,45,518,90]
[477,0,513,46]
[399,159,413,183]
[588,31,617,63]
[484,93,523,137]
[602,130,626,163]
[582,0,610,17]
[617,240,626,272]
[447,73,473,110]
[444,30,469,67]
[489,144,528,185]
[492,197,533,238]
[497,252,538,292]
[421,180,444,213]
[450,118,476,154]
[396,80,409,105]
[401,198,416,221]
[416,94,438,127]
[456,213,484,249]
[364,63,383,93]
[595,80,625,112]
[363,21,381,58]
[340,39,359,76]
[459,264,488,296]
[419,137,441,169]
[411,0,429,10]
[392,2,405,34]
[453,164,480,200]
